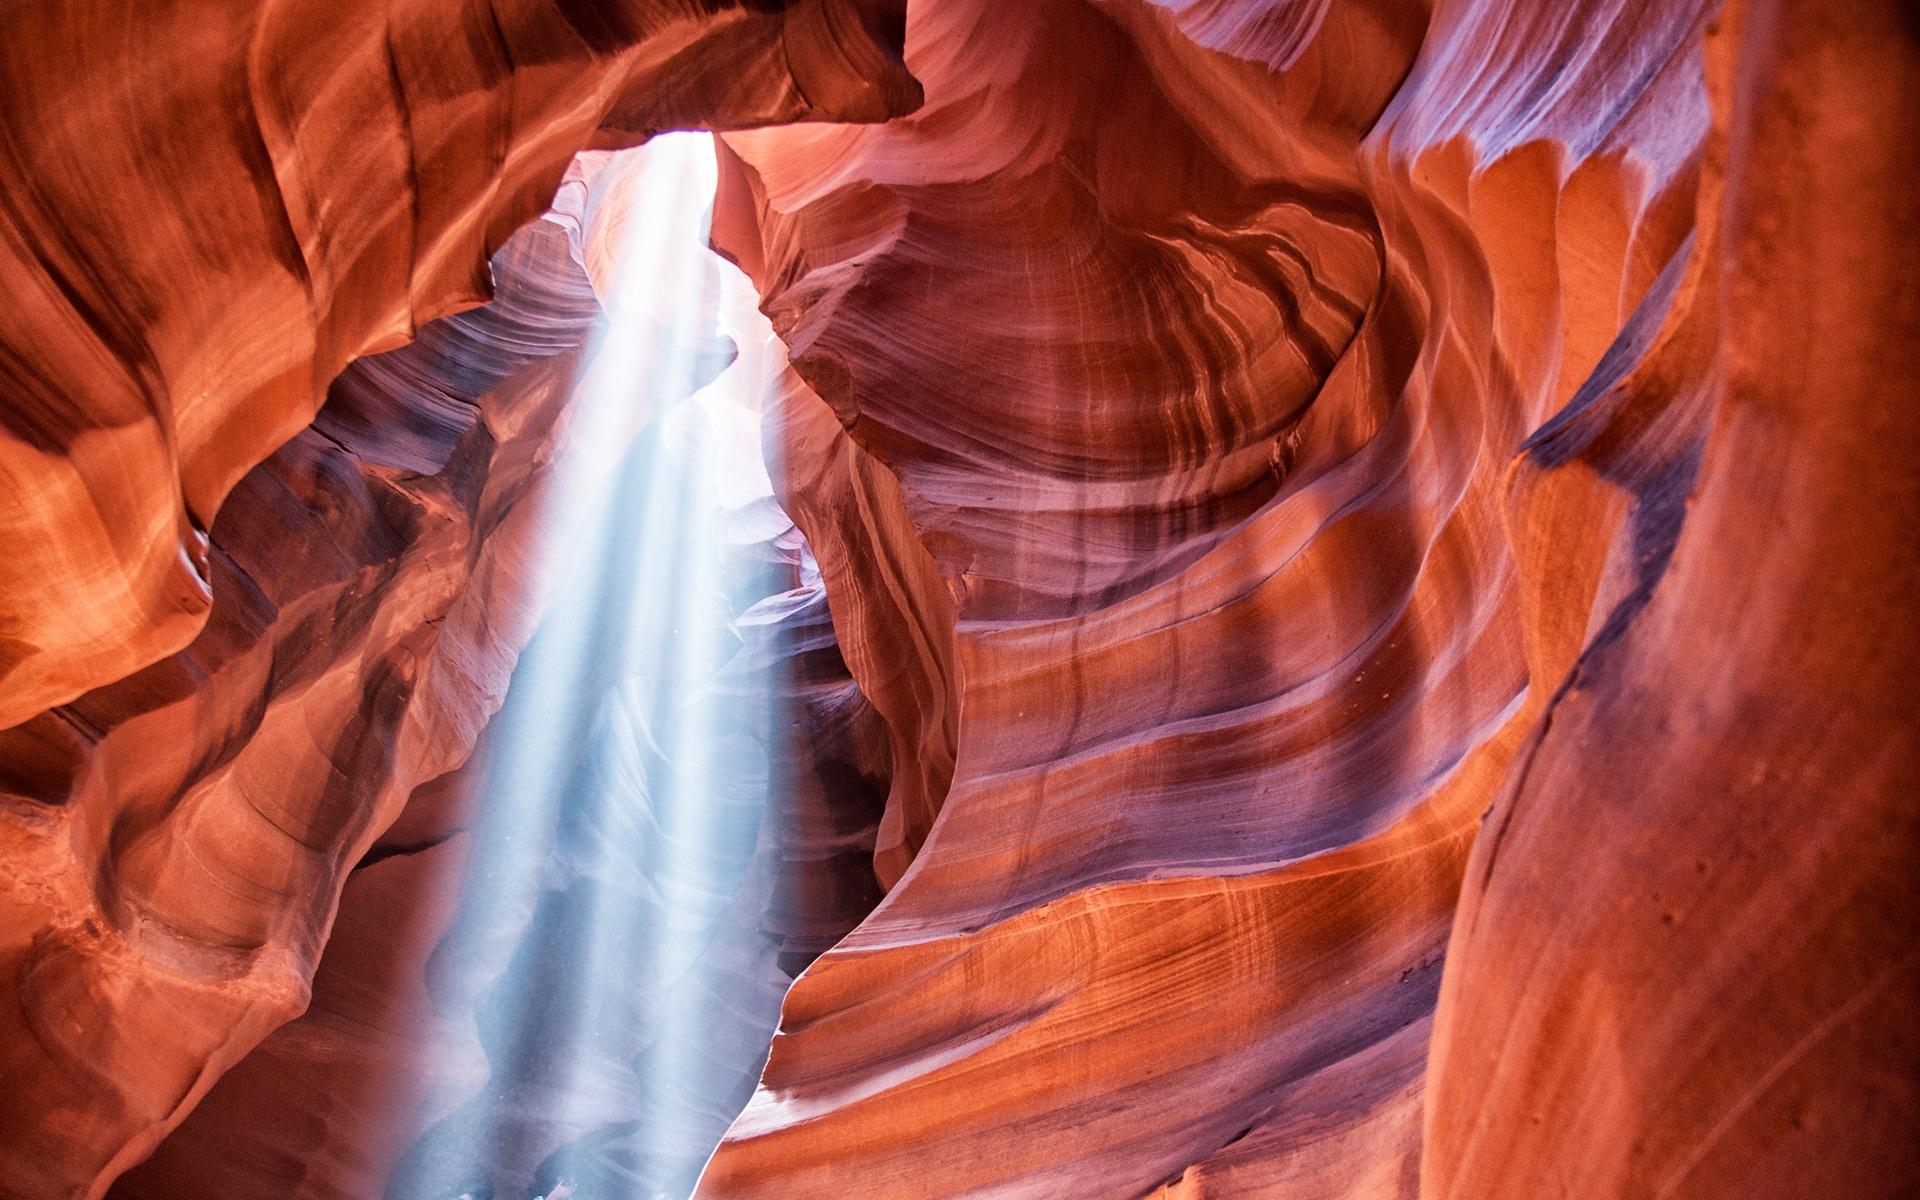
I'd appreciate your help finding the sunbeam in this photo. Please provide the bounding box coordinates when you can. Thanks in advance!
[382,131,794,1200]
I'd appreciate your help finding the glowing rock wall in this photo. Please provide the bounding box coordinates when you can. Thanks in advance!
[1,0,1914,1198]
[703,0,1917,1196]
[0,4,912,1197]
[0,0,916,732]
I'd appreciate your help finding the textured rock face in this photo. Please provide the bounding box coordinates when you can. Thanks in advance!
[1,1,1915,1199]
[97,216,892,1200]
[0,0,917,733]
[0,5,912,1198]
[0,218,586,1199]
[1425,4,1920,1194]
[701,0,1918,1196]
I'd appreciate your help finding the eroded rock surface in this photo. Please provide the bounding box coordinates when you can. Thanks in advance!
[0,0,915,731]
[1,0,1915,1198]
[701,0,1917,1196]
[0,5,912,1197]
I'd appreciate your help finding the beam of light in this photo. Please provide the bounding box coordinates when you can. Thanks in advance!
[386,131,795,1200]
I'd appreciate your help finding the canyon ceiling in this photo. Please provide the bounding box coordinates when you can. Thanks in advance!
[0,0,1914,1198]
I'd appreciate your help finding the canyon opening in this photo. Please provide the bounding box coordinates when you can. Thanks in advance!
[0,4,1914,1200]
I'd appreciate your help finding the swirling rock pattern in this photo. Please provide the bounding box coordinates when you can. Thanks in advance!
[701,0,1917,1196]
[0,0,917,732]
[0,219,612,1200]
[1426,3,1920,1195]
[0,0,1914,1198]
[0,4,914,1196]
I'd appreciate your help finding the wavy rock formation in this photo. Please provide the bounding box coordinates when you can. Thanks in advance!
[0,5,913,1197]
[1425,4,1920,1195]
[1,0,1915,1198]
[62,218,609,1200]
[0,217,622,1200]
[699,0,1917,1196]
[0,0,916,732]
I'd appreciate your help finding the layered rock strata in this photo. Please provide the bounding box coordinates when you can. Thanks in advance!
[0,6,912,1197]
[96,189,895,1199]
[700,0,1917,1196]
[0,218,611,1199]
[0,0,914,729]
[0,0,1913,1198]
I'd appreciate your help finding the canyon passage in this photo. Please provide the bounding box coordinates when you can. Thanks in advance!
[0,2,1914,1199]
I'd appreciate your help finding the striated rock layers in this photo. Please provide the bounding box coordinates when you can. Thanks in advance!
[702,0,1917,1196]
[93,201,893,1200]
[0,4,913,1198]
[0,214,654,1200]
[0,0,916,733]
[1,0,1915,1198]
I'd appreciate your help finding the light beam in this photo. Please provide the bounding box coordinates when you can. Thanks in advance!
[389,130,793,1200]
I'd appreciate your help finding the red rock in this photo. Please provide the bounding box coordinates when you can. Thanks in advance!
[1425,3,1920,1195]
[0,4,913,1195]
[0,0,917,732]
[2,0,1914,1197]
[700,0,1915,1195]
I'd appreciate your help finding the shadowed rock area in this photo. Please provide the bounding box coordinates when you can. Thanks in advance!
[1,1,1914,1199]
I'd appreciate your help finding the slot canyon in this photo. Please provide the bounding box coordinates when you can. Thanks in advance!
[0,1,1914,1198]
